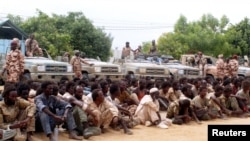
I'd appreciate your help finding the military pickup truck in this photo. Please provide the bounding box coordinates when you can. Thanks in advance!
[0,49,74,85]
[162,62,200,80]
[145,55,200,80]
[113,57,171,81]
[180,54,250,81]
[79,58,124,81]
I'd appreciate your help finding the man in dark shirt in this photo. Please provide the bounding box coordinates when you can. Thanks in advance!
[35,81,82,141]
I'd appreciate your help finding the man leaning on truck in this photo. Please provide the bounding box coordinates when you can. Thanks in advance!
[70,50,93,79]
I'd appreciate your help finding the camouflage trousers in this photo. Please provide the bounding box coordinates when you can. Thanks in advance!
[6,71,21,83]
[74,70,83,79]
[217,70,224,79]
[100,109,118,128]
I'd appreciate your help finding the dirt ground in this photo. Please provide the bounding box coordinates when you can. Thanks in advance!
[31,113,250,141]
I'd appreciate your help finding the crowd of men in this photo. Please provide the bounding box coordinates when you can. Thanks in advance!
[1,39,250,141]
[1,70,250,141]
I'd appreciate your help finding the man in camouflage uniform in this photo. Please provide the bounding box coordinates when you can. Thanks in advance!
[216,54,225,79]
[70,50,93,79]
[25,34,43,57]
[0,86,36,141]
[223,58,231,78]
[228,55,239,78]
[195,51,207,77]
[2,41,24,84]
[62,52,70,63]
[13,38,21,50]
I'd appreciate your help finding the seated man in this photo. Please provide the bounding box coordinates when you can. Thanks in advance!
[73,85,101,139]
[0,85,36,141]
[109,83,138,129]
[166,99,193,125]
[92,89,132,135]
[236,80,250,112]
[134,88,170,129]
[25,34,43,57]
[220,86,245,117]
[192,86,217,121]
[35,81,82,141]
[206,85,225,119]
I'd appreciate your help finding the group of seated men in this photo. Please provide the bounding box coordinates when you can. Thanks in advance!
[0,74,250,141]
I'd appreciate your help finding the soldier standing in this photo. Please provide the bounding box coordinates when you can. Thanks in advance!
[70,50,93,79]
[228,55,239,78]
[216,54,225,79]
[25,33,43,57]
[223,58,231,78]
[62,52,70,63]
[1,40,24,84]
[149,40,158,55]
[121,42,134,59]
[195,51,207,77]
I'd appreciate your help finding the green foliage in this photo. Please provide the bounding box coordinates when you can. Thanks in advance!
[225,18,250,57]
[158,14,240,59]
[7,14,24,27]
[141,41,151,54]
[18,10,112,61]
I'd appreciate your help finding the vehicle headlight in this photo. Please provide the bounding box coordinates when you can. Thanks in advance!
[94,67,101,72]
[178,69,184,75]
[67,66,72,72]
[139,68,146,73]
[37,65,45,72]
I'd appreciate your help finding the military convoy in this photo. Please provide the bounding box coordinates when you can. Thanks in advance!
[1,43,250,86]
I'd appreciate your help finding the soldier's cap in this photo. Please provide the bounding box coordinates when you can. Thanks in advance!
[218,54,223,58]
[10,41,18,47]
[149,87,159,94]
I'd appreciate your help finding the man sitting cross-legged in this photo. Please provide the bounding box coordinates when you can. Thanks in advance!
[35,81,82,141]
[134,88,171,129]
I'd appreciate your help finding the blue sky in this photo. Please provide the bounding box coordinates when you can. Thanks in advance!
[0,0,249,50]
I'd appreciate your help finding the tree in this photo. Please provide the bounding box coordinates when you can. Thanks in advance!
[19,10,112,61]
[158,14,238,59]
[225,18,250,57]
[7,14,24,27]
[141,41,151,54]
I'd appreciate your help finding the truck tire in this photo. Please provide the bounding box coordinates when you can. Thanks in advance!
[0,79,4,86]
[82,72,89,80]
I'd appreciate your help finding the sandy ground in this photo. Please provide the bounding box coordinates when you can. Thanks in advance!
[31,113,250,141]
